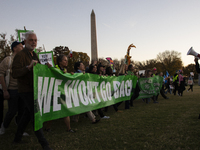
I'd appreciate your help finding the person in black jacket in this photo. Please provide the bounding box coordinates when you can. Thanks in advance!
[194,57,200,119]
[195,57,200,73]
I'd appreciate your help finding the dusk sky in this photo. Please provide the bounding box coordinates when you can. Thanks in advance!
[1,0,200,66]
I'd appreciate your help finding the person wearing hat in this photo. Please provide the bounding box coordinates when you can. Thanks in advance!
[152,67,158,76]
[0,41,26,135]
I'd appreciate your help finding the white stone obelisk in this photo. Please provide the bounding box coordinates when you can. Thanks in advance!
[91,10,98,62]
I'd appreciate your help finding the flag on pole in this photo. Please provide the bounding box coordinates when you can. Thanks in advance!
[166,71,169,77]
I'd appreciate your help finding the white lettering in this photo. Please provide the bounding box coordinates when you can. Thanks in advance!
[53,79,62,111]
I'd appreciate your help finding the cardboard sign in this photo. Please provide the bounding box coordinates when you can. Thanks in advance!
[188,80,193,85]
[139,70,145,75]
[38,51,55,67]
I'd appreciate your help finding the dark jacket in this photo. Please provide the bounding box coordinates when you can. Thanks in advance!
[12,47,40,93]
[195,62,200,73]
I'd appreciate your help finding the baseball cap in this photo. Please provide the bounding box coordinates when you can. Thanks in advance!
[11,41,24,51]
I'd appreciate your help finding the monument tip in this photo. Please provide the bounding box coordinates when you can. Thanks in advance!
[91,9,95,14]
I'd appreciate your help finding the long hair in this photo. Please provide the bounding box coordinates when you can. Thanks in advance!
[56,54,66,69]
[145,69,152,78]
[87,64,96,74]
[74,61,82,72]
[106,67,113,76]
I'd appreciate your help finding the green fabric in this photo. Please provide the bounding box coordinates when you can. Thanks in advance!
[173,75,178,83]
[136,76,163,99]
[127,71,133,75]
[33,64,138,131]
[55,65,67,72]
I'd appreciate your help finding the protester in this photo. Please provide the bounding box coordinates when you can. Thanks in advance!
[130,70,140,106]
[110,63,129,111]
[158,72,169,100]
[86,62,110,119]
[152,67,158,76]
[104,66,123,112]
[74,61,101,123]
[0,86,3,128]
[87,63,97,74]
[194,57,200,119]
[165,76,172,94]
[11,32,52,150]
[124,64,135,108]
[144,69,152,104]
[45,54,75,133]
[173,72,179,95]
[151,68,160,103]
[187,74,194,92]
[178,70,185,96]
[0,41,29,136]
[195,57,200,73]
[117,63,127,76]
[97,63,105,75]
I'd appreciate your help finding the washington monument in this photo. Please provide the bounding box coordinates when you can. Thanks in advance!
[91,10,98,62]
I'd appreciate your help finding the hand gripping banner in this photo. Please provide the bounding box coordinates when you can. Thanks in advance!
[34,64,138,131]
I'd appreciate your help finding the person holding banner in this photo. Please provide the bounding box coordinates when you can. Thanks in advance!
[74,61,101,123]
[11,32,51,150]
[84,62,110,119]
[151,68,160,103]
[104,66,123,112]
[97,63,105,75]
[126,64,135,108]
[144,69,152,104]
[45,54,75,133]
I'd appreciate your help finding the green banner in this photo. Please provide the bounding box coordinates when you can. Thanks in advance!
[34,64,138,131]
[137,76,163,99]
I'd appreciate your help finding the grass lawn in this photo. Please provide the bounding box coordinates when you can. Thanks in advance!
[0,85,200,150]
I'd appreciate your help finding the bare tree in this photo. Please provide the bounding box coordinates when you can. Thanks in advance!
[0,33,15,62]
[156,50,183,75]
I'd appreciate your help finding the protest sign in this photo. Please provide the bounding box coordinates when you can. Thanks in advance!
[38,51,55,67]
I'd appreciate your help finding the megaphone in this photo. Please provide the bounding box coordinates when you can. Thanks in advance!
[187,47,199,57]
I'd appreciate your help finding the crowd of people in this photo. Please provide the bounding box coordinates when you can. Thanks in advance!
[0,31,196,149]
